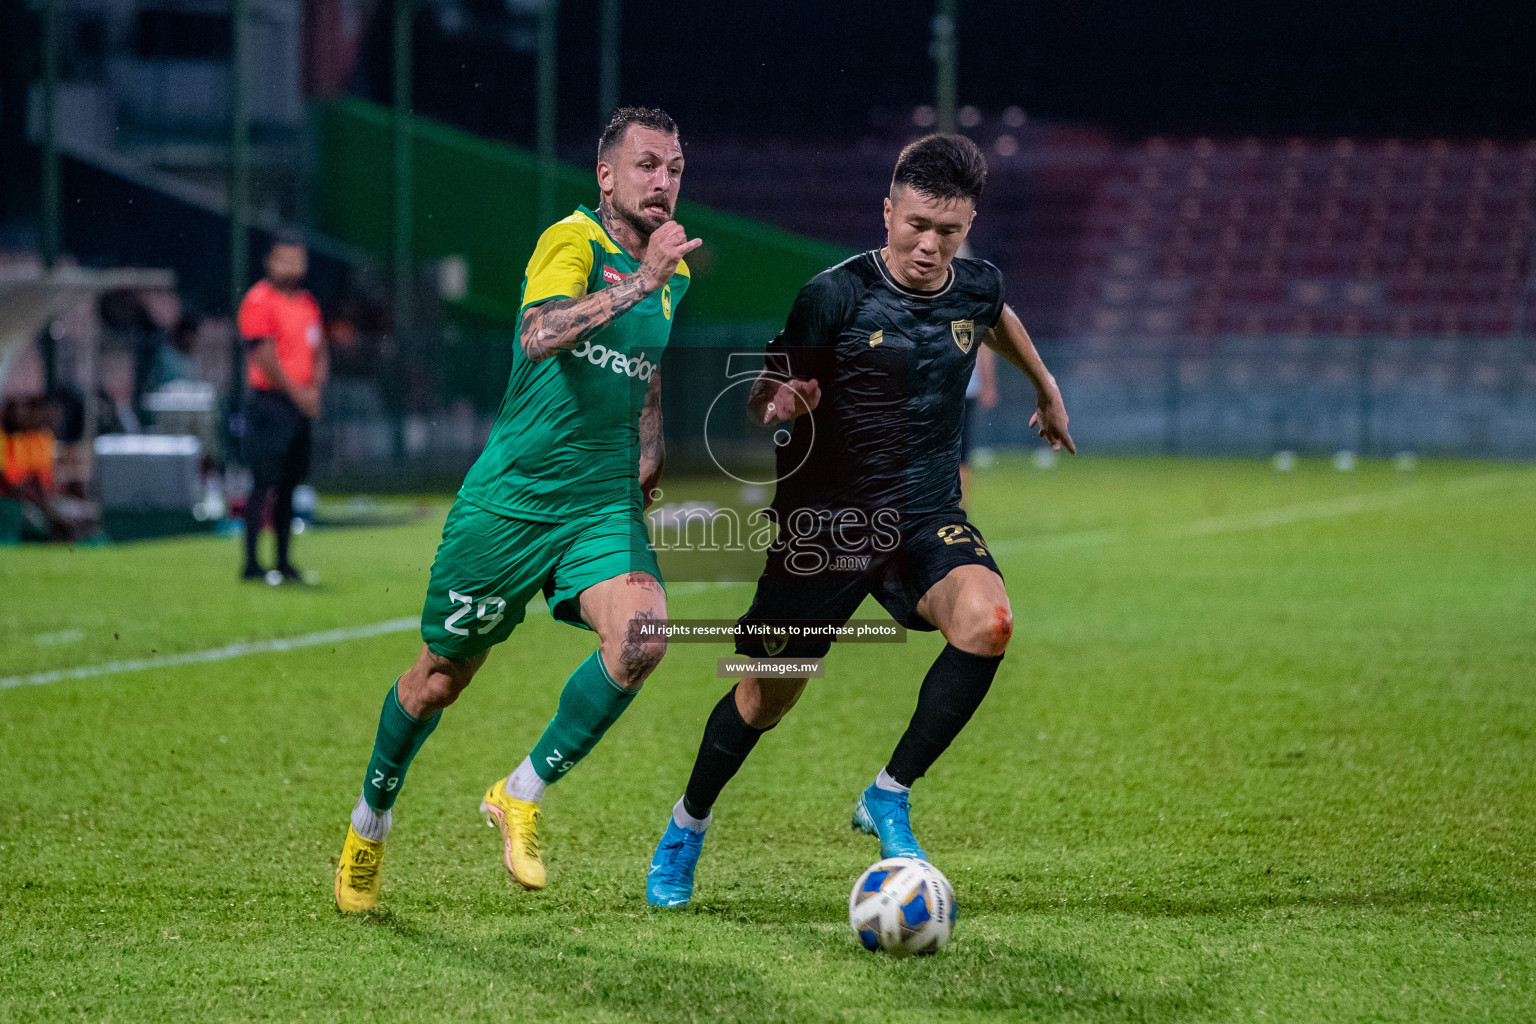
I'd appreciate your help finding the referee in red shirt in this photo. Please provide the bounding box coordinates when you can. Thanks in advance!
[238,231,327,583]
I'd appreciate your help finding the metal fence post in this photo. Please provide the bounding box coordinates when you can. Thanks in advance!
[536,0,560,230]
[392,0,414,464]
[598,0,619,124]
[40,0,61,269]
[932,0,958,134]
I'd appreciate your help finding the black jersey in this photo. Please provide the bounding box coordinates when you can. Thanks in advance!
[766,250,1006,516]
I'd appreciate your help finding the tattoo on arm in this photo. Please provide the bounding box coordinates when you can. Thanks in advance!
[520,273,652,362]
[520,197,665,363]
[639,371,664,477]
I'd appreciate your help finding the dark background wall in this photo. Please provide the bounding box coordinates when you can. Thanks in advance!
[349,0,1536,145]
[4,0,1535,230]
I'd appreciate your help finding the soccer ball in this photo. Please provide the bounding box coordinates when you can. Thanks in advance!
[848,857,955,956]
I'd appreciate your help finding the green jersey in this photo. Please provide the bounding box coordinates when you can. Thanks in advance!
[459,206,690,521]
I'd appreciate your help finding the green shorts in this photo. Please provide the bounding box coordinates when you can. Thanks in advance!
[420,497,662,661]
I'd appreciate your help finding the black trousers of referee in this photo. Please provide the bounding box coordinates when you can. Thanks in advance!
[242,388,312,572]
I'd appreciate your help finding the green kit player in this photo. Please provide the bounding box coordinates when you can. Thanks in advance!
[335,107,700,912]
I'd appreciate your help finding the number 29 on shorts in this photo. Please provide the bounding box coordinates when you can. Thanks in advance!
[444,590,507,636]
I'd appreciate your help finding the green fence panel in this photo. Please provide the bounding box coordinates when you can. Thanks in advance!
[312,98,853,326]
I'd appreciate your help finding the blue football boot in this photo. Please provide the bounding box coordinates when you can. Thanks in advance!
[646,817,706,907]
[852,783,929,860]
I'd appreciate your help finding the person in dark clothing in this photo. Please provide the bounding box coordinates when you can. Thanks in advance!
[646,134,1076,908]
[237,231,327,583]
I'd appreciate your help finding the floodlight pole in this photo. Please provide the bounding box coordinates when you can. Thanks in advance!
[598,0,620,123]
[536,0,561,229]
[393,0,414,353]
[229,0,251,316]
[933,0,958,134]
[40,0,61,269]
[227,0,252,417]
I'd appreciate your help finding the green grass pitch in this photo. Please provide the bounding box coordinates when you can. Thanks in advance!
[2,456,1534,1022]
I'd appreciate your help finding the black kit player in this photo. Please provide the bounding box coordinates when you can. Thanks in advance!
[646,134,1076,906]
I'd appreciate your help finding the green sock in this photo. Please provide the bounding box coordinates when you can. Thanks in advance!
[361,680,441,812]
[527,650,636,784]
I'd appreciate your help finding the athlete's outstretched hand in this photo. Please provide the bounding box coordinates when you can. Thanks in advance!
[762,377,821,425]
[639,221,703,291]
[1030,379,1076,453]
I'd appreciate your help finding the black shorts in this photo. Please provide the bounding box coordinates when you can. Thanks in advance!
[242,388,312,486]
[734,508,1001,659]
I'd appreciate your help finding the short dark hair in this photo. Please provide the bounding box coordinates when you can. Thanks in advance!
[598,106,679,160]
[269,227,306,251]
[891,133,988,203]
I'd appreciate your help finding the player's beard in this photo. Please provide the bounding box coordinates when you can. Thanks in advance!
[610,193,670,239]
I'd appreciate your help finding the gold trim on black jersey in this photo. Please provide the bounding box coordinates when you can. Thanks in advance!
[870,249,956,299]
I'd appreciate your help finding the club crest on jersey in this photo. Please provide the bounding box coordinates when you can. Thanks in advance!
[951,319,975,354]
[602,265,629,285]
[662,285,672,320]
[764,630,789,657]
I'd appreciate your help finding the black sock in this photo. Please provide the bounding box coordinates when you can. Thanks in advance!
[244,484,270,568]
[682,685,771,819]
[885,644,1004,788]
[273,484,295,568]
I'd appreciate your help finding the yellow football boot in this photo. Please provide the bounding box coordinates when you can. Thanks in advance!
[479,777,546,891]
[334,824,385,912]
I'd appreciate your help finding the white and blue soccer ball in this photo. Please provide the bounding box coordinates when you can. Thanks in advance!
[848,857,955,956]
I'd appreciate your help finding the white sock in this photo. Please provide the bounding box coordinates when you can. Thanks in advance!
[507,756,547,803]
[874,768,911,795]
[351,793,392,842]
[672,796,712,833]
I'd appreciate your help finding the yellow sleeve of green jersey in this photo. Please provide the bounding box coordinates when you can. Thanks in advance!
[522,220,596,309]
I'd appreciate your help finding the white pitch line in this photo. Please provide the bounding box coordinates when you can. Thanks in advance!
[1166,485,1436,538]
[0,617,419,691]
[33,628,85,647]
[989,470,1518,555]
[4,473,1521,693]
[1,582,753,692]
[988,527,1122,557]
[1166,471,1513,538]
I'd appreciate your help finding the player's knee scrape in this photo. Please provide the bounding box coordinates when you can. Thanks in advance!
[950,598,1013,657]
[989,604,1014,652]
